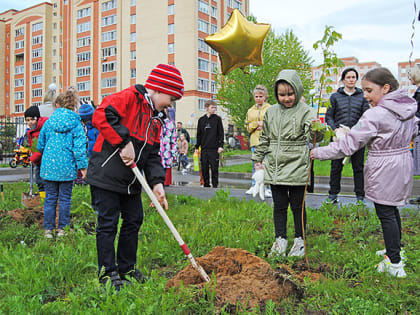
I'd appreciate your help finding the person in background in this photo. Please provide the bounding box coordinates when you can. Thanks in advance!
[79,104,99,209]
[24,106,48,199]
[252,70,324,258]
[409,66,420,204]
[38,83,57,118]
[37,89,88,239]
[325,68,370,203]
[178,133,191,174]
[195,100,224,188]
[245,85,271,197]
[86,64,184,291]
[176,121,190,143]
[160,108,178,186]
[311,67,417,278]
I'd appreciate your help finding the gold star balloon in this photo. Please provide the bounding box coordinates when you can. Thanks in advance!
[205,9,270,75]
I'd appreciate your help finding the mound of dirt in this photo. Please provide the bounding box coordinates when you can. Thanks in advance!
[167,246,301,311]
[5,207,44,227]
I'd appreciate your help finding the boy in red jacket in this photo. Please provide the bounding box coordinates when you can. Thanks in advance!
[24,106,48,197]
[87,64,184,290]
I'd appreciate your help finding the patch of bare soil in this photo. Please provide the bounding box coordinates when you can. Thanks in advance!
[167,246,302,311]
[5,207,44,227]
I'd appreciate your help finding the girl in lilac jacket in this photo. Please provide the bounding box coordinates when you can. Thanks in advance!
[311,68,418,278]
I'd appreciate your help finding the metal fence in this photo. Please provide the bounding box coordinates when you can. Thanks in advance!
[0,117,28,165]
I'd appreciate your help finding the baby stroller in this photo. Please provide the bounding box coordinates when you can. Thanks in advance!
[10,146,31,168]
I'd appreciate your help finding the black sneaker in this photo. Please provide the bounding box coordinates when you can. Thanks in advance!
[120,268,148,283]
[409,196,420,204]
[326,195,339,204]
[99,270,123,291]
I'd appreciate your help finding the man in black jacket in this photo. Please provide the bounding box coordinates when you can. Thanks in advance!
[325,68,370,203]
[195,100,224,188]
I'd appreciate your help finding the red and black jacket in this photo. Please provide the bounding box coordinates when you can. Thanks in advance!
[86,85,165,194]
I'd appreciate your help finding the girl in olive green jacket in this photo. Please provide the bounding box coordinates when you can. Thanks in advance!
[252,70,323,257]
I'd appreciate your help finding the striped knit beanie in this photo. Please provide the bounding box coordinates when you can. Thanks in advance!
[145,64,184,99]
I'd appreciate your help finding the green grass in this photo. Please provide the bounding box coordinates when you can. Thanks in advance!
[0,183,419,313]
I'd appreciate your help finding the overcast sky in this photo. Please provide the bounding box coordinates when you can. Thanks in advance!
[1,0,419,75]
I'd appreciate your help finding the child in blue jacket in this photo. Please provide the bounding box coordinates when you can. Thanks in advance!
[37,89,88,238]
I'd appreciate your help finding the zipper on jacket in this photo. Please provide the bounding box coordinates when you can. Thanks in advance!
[293,118,296,136]
[274,108,284,183]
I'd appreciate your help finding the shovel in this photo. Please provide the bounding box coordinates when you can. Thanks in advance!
[129,162,210,283]
[21,163,40,208]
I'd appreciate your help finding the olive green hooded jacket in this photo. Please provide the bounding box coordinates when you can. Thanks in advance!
[252,70,323,185]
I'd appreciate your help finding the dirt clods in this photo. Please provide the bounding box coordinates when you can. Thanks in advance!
[167,246,301,310]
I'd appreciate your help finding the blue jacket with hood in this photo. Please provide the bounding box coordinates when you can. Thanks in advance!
[37,107,88,181]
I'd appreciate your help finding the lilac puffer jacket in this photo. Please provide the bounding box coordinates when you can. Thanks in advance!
[313,89,418,206]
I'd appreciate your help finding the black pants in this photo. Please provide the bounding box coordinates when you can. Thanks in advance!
[201,150,219,188]
[271,185,307,239]
[329,147,365,197]
[94,186,143,275]
[374,203,402,263]
[307,159,314,193]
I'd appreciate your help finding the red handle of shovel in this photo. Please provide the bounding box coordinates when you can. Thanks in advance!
[130,162,210,282]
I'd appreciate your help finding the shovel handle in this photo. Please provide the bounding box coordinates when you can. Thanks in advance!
[130,163,210,282]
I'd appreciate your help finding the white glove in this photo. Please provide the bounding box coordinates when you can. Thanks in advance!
[333,124,351,164]
[252,169,265,201]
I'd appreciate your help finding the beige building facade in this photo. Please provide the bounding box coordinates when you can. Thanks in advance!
[0,0,249,129]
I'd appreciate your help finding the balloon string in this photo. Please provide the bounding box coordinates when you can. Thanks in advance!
[408,0,417,79]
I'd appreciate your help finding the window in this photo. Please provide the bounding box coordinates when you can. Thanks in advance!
[234,0,241,10]
[77,52,91,62]
[168,23,174,34]
[198,0,209,14]
[102,15,117,27]
[32,89,42,97]
[130,32,136,42]
[211,6,217,18]
[211,48,218,55]
[102,30,117,42]
[198,38,209,52]
[168,43,174,54]
[101,93,112,99]
[53,63,57,70]
[198,78,209,91]
[77,81,90,91]
[15,91,24,100]
[102,46,117,58]
[15,65,24,74]
[77,36,91,48]
[15,79,24,87]
[228,0,233,7]
[53,36,57,43]
[198,98,209,110]
[32,48,42,58]
[130,50,136,60]
[102,77,117,88]
[130,68,136,78]
[53,22,57,30]
[198,58,209,71]
[15,104,25,113]
[77,7,91,18]
[77,21,91,33]
[77,66,91,77]
[198,19,209,33]
[32,75,42,84]
[15,28,24,37]
[130,14,136,24]
[168,4,174,15]
[102,61,116,72]
[211,24,217,34]
[32,22,43,32]
[211,81,217,93]
[32,62,42,71]
[131,0,136,6]
[102,0,116,11]
[33,102,41,107]
[80,96,91,103]
[15,40,24,49]
[212,61,217,73]
[32,35,43,45]
[53,49,57,56]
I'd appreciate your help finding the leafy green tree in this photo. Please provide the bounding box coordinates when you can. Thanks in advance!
[216,27,313,128]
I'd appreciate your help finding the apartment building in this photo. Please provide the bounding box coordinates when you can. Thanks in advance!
[311,57,381,100]
[398,58,420,95]
[0,0,249,128]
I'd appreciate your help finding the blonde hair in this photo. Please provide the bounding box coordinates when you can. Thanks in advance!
[55,89,78,111]
[410,66,420,85]
[43,87,56,103]
[253,85,268,99]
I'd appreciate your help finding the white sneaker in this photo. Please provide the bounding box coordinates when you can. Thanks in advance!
[376,248,405,260]
[57,229,67,237]
[186,163,191,169]
[181,169,187,175]
[264,189,272,198]
[44,230,54,239]
[269,237,288,257]
[376,255,406,278]
[245,187,254,195]
[288,237,305,257]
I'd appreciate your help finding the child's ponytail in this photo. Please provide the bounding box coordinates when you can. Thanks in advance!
[363,67,399,93]
[63,89,78,111]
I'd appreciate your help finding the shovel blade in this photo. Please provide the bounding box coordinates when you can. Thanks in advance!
[21,192,40,208]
